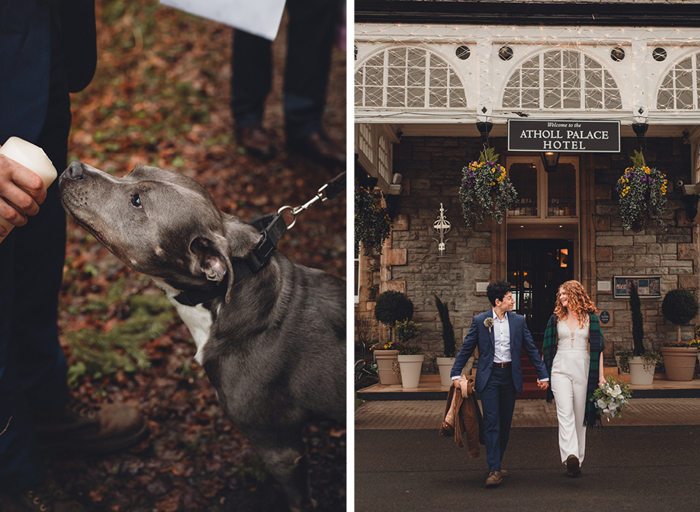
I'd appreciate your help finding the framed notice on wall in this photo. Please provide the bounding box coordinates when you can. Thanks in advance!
[613,276,662,299]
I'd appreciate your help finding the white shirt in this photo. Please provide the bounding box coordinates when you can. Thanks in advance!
[492,310,511,363]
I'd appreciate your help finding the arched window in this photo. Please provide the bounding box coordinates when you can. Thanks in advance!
[502,50,622,110]
[355,47,467,109]
[657,54,699,109]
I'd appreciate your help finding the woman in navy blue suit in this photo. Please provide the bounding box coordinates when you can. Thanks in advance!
[451,281,549,487]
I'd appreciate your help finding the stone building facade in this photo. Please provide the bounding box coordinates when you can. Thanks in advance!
[354,1,700,367]
[356,135,698,364]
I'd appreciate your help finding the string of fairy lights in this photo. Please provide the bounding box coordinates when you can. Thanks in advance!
[354,23,700,125]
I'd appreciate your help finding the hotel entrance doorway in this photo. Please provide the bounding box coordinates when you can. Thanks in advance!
[507,239,574,340]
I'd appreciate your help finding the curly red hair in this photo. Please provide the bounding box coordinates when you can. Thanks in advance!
[553,280,596,328]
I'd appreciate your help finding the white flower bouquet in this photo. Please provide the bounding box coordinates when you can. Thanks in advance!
[591,376,632,421]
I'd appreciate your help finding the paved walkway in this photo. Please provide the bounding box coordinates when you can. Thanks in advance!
[355,426,700,511]
[355,398,700,429]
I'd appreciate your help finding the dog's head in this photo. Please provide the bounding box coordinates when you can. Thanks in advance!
[59,162,259,302]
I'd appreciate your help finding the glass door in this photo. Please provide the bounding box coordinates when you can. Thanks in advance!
[507,239,575,338]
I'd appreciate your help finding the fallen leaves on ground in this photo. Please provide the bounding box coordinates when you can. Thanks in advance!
[50,1,346,510]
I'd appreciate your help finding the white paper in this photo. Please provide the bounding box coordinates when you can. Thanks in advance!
[161,0,286,41]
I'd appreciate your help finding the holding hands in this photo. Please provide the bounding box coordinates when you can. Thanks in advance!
[536,379,549,390]
[0,154,47,236]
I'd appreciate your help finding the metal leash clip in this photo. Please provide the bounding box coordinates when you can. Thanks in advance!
[277,171,346,230]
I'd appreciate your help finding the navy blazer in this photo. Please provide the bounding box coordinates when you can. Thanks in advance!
[0,1,96,143]
[450,310,549,393]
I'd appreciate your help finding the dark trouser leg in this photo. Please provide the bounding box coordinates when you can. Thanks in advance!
[479,369,502,472]
[13,65,71,412]
[498,369,517,465]
[284,0,338,138]
[480,366,517,472]
[0,235,45,493]
[231,30,272,129]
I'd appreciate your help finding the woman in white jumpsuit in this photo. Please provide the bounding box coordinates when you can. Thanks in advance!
[542,281,605,477]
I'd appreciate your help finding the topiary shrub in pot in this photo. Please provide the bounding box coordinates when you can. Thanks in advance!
[661,289,699,381]
[372,291,414,385]
[662,289,699,343]
[621,284,663,385]
[374,290,414,344]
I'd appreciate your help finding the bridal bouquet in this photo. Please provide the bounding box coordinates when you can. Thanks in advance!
[592,376,632,421]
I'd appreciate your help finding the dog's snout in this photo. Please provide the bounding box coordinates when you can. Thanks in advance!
[65,161,85,180]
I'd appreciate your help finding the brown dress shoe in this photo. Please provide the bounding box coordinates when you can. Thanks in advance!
[500,468,509,477]
[33,400,148,453]
[485,470,502,487]
[237,125,274,160]
[0,479,86,512]
[566,454,581,477]
[287,131,346,169]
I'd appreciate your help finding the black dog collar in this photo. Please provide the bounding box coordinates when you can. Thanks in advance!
[173,213,287,307]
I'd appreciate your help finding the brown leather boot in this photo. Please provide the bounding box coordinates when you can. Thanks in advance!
[33,399,148,453]
[236,125,274,160]
[287,131,345,169]
[485,470,502,487]
[0,479,85,512]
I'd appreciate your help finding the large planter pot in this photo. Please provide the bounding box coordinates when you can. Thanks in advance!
[397,354,425,389]
[628,356,655,385]
[374,349,400,385]
[660,346,699,381]
[436,357,456,387]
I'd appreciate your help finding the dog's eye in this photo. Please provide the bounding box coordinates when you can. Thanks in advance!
[130,194,143,209]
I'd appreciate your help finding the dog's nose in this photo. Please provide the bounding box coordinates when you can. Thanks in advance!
[65,161,85,180]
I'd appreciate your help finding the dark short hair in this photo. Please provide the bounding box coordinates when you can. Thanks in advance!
[486,281,511,306]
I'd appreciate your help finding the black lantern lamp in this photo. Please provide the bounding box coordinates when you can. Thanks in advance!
[540,151,560,173]
[632,122,649,152]
[476,121,493,148]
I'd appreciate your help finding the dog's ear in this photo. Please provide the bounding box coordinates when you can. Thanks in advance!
[189,234,235,304]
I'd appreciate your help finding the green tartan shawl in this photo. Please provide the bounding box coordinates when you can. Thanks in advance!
[542,312,605,427]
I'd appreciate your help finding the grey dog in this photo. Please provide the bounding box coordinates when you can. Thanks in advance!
[59,162,346,511]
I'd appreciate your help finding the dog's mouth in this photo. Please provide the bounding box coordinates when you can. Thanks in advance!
[72,216,112,251]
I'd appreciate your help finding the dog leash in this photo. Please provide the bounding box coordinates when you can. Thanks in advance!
[174,171,346,307]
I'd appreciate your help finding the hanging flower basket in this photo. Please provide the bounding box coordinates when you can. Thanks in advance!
[459,148,518,227]
[615,150,668,231]
[355,185,392,255]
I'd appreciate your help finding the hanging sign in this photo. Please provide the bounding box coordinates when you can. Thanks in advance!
[508,120,620,153]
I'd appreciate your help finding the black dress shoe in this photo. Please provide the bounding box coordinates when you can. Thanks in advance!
[237,125,274,160]
[287,131,345,169]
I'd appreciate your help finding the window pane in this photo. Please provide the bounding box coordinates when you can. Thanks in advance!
[586,88,603,109]
[563,88,580,108]
[387,86,404,107]
[544,88,560,108]
[449,87,467,108]
[508,163,538,217]
[406,87,424,107]
[387,66,405,87]
[522,88,540,108]
[605,89,622,110]
[503,88,519,108]
[548,162,576,217]
[430,67,448,87]
[430,89,447,108]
